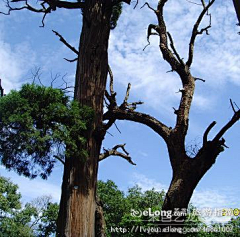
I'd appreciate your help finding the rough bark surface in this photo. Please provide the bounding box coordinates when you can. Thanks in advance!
[57,1,112,236]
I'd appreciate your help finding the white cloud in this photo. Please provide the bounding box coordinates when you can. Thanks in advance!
[191,188,239,223]
[0,167,61,203]
[130,172,168,191]
[0,33,36,93]
[17,177,61,203]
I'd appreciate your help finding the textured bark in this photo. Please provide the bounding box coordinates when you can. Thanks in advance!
[95,197,106,237]
[57,1,112,236]
[160,142,224,237]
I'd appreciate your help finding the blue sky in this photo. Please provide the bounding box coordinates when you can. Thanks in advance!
[0,0,239,224]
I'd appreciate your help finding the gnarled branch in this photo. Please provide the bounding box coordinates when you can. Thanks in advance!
[103,81,170,141]
[53,155,65,165]
[99,144,136,165]
[0,0,85,27]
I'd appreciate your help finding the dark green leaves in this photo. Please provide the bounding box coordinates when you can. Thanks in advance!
[110,2,123,30]
[0,84,94,179]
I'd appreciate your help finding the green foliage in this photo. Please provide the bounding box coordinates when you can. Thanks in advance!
[97,180,127,231]
[97,180,165,236]
[0,176,59,237]
[0,84,94,179]
[29,196,59,237]
[110,2,123,29]
[37,202,58,237]
[0,176,36,237]
[0,176,21,214]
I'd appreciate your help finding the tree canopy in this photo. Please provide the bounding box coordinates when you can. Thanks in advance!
[0,84,94,179]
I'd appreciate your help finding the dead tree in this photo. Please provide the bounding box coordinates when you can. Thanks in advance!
[104,0,239,234]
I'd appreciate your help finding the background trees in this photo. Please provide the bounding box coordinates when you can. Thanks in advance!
[0,175,58,237]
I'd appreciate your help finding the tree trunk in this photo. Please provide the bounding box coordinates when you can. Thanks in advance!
[159,160,200,236]
[57,1,112,236]
[160,143,221,236]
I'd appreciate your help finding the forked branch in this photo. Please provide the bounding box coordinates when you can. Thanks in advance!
[99,144,136,165]
[0,0,85,27]
[186,0,215,67]
[167,32,184,66]
[103,78,170,141]
[213,101,240,143]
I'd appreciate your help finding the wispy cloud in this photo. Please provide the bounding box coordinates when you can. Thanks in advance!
[130,172,168,191]
[191,187,239,223]
[0,30,36,93]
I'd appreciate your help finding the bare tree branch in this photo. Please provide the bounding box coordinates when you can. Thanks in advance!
[104,108,170,141]
[31,67,43,84]
[144,24,159,50]
[154,1,185,75]
[123,83,131,104]
[54,142,137,166]
[0,0,85,27]
[114,122,121,134]
[194,77,206,82]
[64,57,78,63]
[103,66,118,131]
[133,0,139,9]
[186,0,215,68]
[52,30,79,55]
[103,71,170,140]
[230,99,237,113]
[203,121,216,146]
[167,31,184,66]
[104,81,170,140]
[58,74,74,93]
[186,0,202,6]
[213,106,240,143]
[53,155,65,165]
[108,65,115,96]
[201,0,206,9]
[141,2,156,12]
[99,144,136,165]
